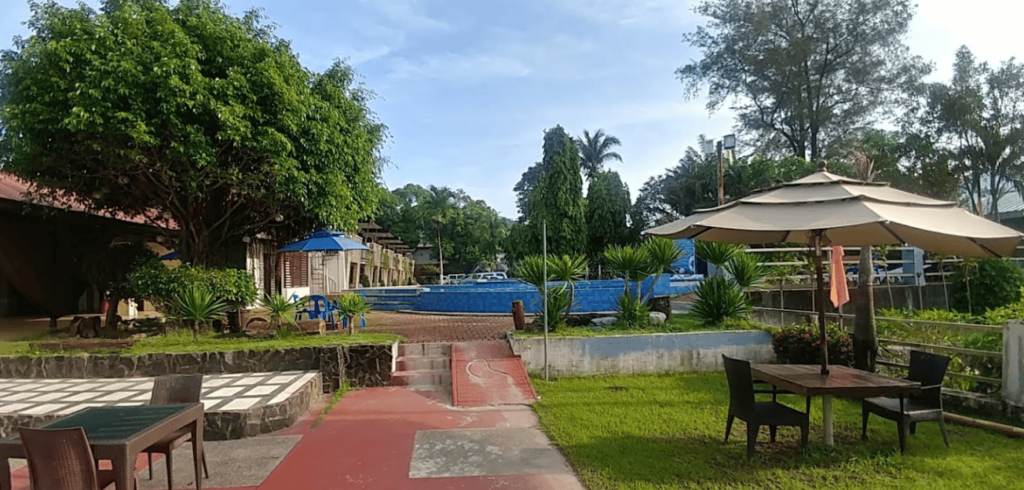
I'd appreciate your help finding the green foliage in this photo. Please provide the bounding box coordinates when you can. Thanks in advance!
[167,285,229,339]
[614,293,652,329]
[694,241,743,269]
[259,294,301,330]
[723,253,767,289]
[512,256,552,289]
[0,0,387,265]
[585,171,632,260]
[538,285,572,331]
[81,241,158,302]
[130,261,257,310]
[771,322,854,367]
[524,126,587,257]
[337,293,372,334]
[643,237,683,277]
[950,258,1024,313]
[679,0,926,161]
[574,129,623,181]
[376,184,508,272]
[548,255,588,285]
[690,276,751,325]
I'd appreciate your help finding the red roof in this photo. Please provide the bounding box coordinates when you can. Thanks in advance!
[0,172,172,228]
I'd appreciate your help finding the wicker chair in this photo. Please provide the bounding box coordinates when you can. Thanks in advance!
[722,355,810,457]
[19,427,118,490]
[144,374,209,490]
[862,350,951,454]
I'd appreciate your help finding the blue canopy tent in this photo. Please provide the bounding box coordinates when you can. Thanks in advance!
[278,231,369,328]
[160,251,180,260]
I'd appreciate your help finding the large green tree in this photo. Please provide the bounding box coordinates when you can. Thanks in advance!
[375,184,508,273]
[910,46,1024,219]
[585,171,631,261]
[574,129,623,182]
[0,0,387,265]
[523,125,587,257]
[678,0,929,161]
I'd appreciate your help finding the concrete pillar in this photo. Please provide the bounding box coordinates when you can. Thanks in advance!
[901,247,925,285]
[1005,321,1024,408]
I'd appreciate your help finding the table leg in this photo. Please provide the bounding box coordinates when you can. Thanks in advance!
[0,457,11,490]
[823,395,834,446]
[192,420,204,490]
[114,450,134,490]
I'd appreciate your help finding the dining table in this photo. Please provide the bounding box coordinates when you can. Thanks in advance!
[750,364,920,446]
[0,403,204,490]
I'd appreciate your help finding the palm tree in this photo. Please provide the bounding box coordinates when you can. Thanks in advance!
[574,129,623,181]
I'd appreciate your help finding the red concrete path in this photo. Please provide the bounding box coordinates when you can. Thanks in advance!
[452,342,537,407]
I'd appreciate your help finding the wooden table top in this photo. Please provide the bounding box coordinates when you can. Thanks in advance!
[750,364,921,398]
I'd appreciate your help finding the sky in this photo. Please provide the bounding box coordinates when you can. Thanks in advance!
[2,0,1023,218]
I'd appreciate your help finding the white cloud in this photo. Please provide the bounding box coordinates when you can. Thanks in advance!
[553,0,696,27]
[388,52,530,83]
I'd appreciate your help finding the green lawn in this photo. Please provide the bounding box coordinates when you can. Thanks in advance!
[515,312,761,338]
[532,373,1023,490]
[0,329,399,357]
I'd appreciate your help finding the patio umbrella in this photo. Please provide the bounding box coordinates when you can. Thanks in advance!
[645,169,1022,374]
[278,230,369,294]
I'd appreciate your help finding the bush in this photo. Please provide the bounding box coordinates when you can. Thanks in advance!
[166,285,229,339]
[771,322,854,367]
[691,276,751,324]
[615,293,651,329]
[536,285,572,331]
[951,258,1024,313]
[129,261,258,311]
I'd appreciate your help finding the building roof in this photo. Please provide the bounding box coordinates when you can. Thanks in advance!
[0,172,170,228]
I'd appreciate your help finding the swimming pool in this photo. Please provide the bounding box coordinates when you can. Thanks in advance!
[360,275,696,314]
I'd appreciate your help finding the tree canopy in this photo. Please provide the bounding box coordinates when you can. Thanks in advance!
[375,184,509,273]
[575,129,623,182]
[585,171,631,261]
[678,0,929,161]
[0,0,387,265]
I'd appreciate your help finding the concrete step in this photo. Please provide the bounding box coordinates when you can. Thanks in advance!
[399,343,451,358]
[391,370,451,388]
[396,356,450,372]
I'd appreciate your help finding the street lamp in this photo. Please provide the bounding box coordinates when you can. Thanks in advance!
[704,135,736,206]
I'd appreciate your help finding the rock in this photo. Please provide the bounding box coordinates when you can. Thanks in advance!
[591,316,618,327]
[650,312,667,325]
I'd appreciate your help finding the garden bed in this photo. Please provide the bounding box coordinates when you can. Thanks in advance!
[532,373,1024,489]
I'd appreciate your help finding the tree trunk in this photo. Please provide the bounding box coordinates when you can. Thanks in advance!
[854,247,877,372]
[104,294,120,330]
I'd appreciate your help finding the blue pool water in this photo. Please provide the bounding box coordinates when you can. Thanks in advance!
[360,274,696,313]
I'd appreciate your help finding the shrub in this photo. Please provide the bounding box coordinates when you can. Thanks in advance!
[166,285,229,339]
[537,285,572,331]
[337,293,372,334]
[771,322,854,367]
[129,261,257,311]
[691,276,751,324]
[259,294,301,331]
[951,258,1024,313]
[723,252,767,289]
[615,293,652,329]
[694,241,743,271]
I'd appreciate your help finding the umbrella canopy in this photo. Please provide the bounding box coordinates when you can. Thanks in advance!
[645,170,1023,374]
[278,230,369,253]
[160,251,180,260]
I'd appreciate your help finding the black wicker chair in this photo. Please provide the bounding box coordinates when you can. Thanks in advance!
[862,350,951,453]
[144,374,209,490]
[722,355,810,457]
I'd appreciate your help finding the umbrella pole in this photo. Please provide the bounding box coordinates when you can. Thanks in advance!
[814,233,830,375]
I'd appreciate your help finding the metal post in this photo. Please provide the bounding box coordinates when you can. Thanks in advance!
[437,225,444,284]
[717,141,725,206]
[814,233,830,375]
[543,222,549,381]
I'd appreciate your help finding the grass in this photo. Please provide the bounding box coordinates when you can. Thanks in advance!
[312,381,351,429]
[0,329,400,357]
[532,372,1023,490]
[515,312,763,338]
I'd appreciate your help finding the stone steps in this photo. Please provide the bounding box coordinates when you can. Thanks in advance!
[392,343,451,404]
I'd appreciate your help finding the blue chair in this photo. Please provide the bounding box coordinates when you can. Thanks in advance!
[307,295,338,328]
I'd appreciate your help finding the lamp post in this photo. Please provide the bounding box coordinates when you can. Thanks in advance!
[704,134,736,206]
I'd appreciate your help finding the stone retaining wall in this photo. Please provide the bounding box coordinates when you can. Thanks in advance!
[0,342,397,392]
[509,330,775,376]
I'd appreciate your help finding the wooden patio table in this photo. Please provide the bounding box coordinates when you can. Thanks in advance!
[0,403,204,490]
[750,364,920,446]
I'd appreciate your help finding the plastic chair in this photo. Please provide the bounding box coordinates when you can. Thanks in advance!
[862,350,951,453]
[722,355,810,457]
[19,427,119,490]
[144,374,209,489]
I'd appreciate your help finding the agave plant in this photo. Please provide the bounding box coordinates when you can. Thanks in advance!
[602,245,652,297]
[694,241,743,276]
[640,237,684,299]
[538,285,572,331]
[548,255,588,316]
[167,285,229,340]
[259,294,302,332]
[724,253,768,289]
[615,292,652,329]
[337,293,372,334]
[513,255,552,290]
[691,276,752,325]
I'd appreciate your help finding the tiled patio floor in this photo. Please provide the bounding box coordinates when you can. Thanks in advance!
[0,371,318,416]
[362,311,514,343]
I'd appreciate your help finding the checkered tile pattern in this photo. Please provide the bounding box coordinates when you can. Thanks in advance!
[0,371,318,416]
